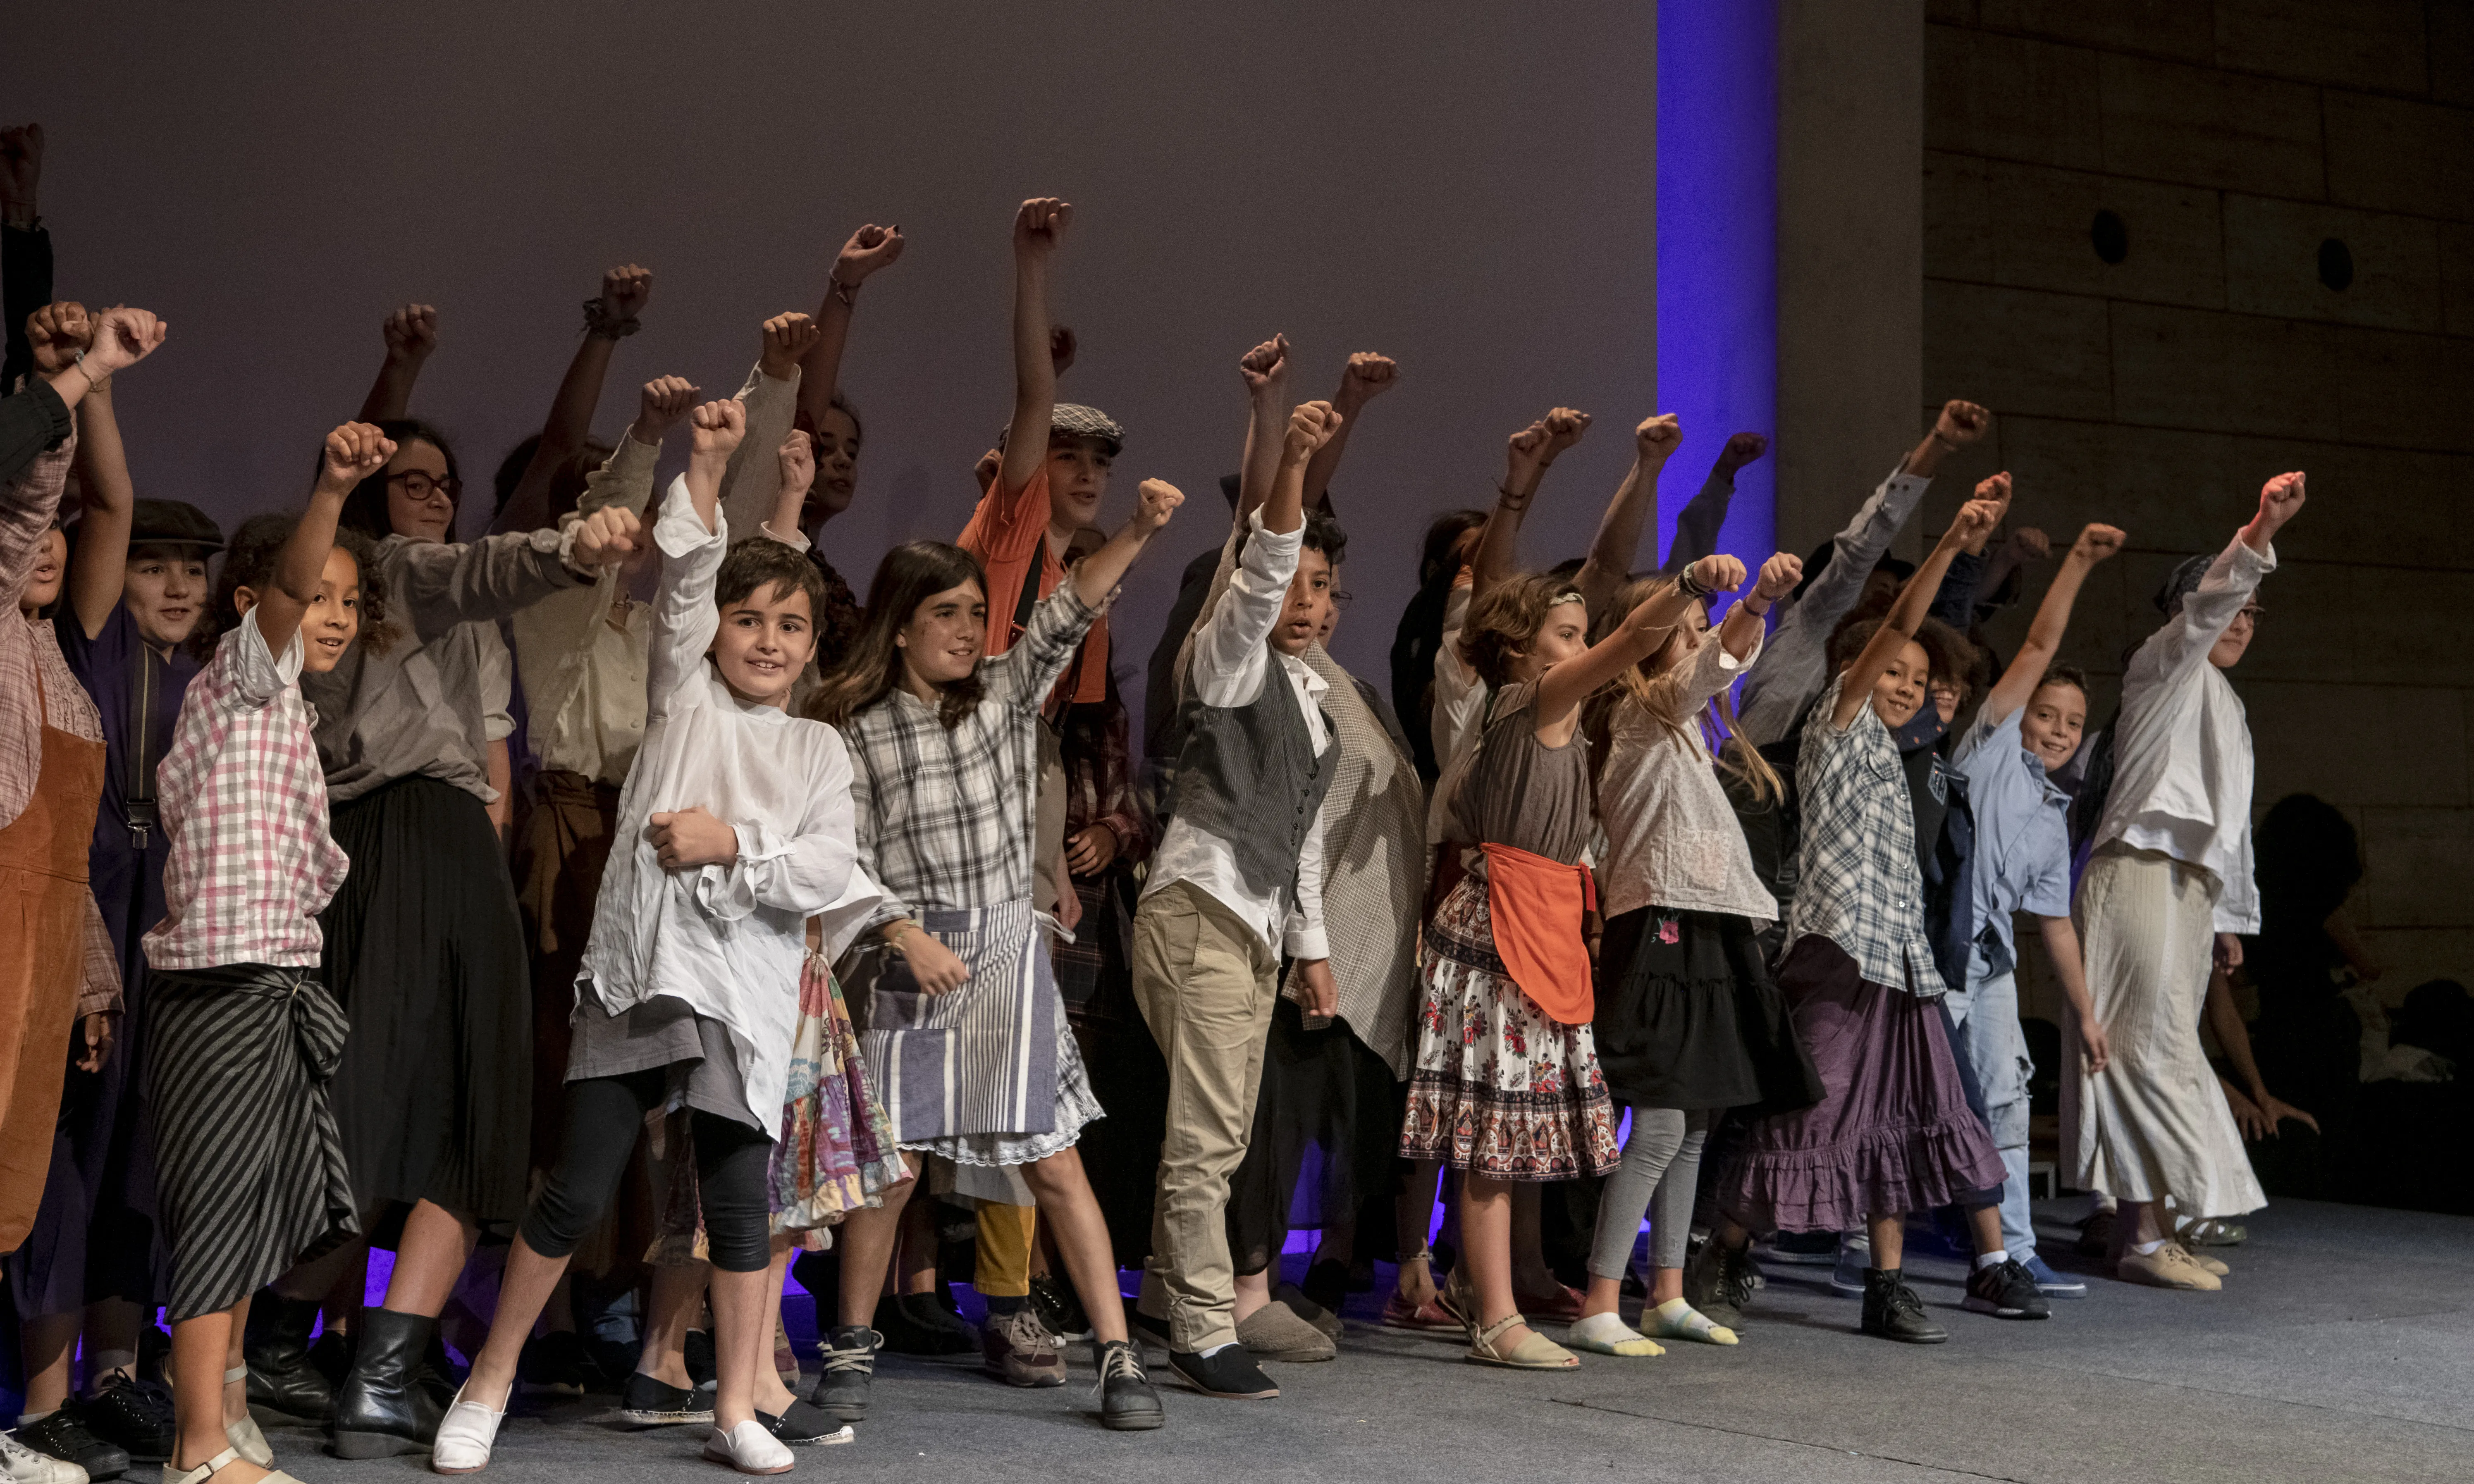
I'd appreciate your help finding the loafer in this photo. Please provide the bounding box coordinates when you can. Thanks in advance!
[1464,1315,1576,1370]
[1512,1283,1585,1324]
[2019,1253,2087,1299]
[1235,1301,1334,1363]
[428,1384,504,1475]
[755,1400,850,1446]
[17,1410,129,1480]
[700,1420,792,1476]
[1271,1282,1342,1339]
[1094,1339,1164,1432]
[1166,1346,1278,1400]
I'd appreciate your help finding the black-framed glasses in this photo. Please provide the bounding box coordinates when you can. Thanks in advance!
[2233,603,2265,623]
[387,471,460,501]
[1331,590,1354,610]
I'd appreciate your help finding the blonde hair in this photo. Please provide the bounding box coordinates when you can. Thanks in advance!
[1590,575,1782,805]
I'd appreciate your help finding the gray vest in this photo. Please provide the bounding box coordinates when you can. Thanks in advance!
[1165,658,1334,898]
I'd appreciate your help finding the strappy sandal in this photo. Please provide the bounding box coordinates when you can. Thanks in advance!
[164,1444,309,1484]
[1464,1313,1578,1370]
[223,1366,275,1467]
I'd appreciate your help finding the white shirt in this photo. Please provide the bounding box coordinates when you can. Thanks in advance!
[576,480,882,1132]
[2092,533,2274,933]
[510,435,659,784]
[1425,582,1487,846]
[1142,511,1333,958]
[1597,625,1778,923]
[1737,463,1933,747]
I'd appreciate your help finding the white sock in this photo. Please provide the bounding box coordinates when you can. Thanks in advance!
[2130,1238,2166,1256]
[1199,1341,1238,1359]
[1974,1249,2008,1272]
[17,1409,54,1424]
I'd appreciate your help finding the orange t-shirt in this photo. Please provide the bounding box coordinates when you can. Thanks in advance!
[955,466,1110,707]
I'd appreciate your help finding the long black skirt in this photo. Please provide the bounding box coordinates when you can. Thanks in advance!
[1593,905,1822,1115]
[147,965,357,1321]
[321,776,533,1224]
[1227,999,1401,1276]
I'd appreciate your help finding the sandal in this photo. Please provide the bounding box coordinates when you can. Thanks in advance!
[1464,1314,1578,1370]
[223,1366,275,1466]
[165,1445,309,1484]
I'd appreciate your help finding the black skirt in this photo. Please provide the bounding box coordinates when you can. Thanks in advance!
[1593,905,1822,1115]
[1227,998,1402,1276]
[321,775,534,1224]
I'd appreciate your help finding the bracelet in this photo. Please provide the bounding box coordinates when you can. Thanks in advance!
[581,299,642,340]
[1675,567,1715,600]
[1495,484,1530,512]
[883,919,921,956]
[828,276,860,308]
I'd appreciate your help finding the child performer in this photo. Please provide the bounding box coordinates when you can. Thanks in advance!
[1402,561,1713,1370]
[2075,473,2305,1290]
[1946,521,2125,1303]
[430,401,877,1476]
[1571,551,1824,1358]
[1696,494,2011,1345]
[803,475,1187,1435]
[142,423,394,1484]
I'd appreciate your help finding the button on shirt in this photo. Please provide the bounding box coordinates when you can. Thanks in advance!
[1737,463,1933,748]
[1142,511,1331,959]
[2091,534,2273,933]
[1952,705,2073,976]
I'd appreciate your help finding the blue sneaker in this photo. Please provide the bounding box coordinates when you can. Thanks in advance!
[2019,1253,2087,1299]
[1829,1232,1871,1297]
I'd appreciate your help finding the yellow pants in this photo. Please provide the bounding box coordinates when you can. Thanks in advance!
[975,1200,1036,1298]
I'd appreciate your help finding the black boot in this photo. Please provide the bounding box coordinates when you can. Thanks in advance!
[327,1308,447,1458]
[244,1292,334,1423]
[1858,1267,1948,1344]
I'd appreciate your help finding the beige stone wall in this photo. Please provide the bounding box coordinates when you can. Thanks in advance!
[1921,0,2474,1007]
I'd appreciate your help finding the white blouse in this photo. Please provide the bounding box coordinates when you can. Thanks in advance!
[576,479,880,1133]
[1595,625,1778,924]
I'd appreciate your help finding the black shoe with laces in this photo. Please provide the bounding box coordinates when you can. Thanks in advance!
[1094,1339,1163,1431]
[1859,1267,1948,1344]
[1166,1346,1278,1400]
[807,1326,879,1424]
[19,1407,131,1479]
[77,1374,175,1465]
[757,1398,851,1445]
[1963,1258,2053,1320]
[618,1370,714,1426]
[1028,1272,1092,1343]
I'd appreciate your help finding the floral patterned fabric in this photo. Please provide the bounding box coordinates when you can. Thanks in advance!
[1400,875,1619,1180]
[773,950,908,1236]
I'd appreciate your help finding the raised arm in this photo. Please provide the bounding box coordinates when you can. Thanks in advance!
[1469,407,1588,604]
[765,430,815,546]
[257,425,393,655]
[1301,351,1398,513]
[1071,476,1187,610]
[27,302,165,423]
[795,223,907,431]
[997,197,1070,497]
[1718,551,1802,662]
[1899,397,1989,482]
[1233,334,1290,526]
[2136,472,2304,685]
[683,399,746,538]
[1575,413,1679,613]
[356,304,437,423]
[713,313,819,542]
[2,124,48,393]
[1662,431,1765,575]
[1926,471,2013,630]
[26,302,132,639]
[579,376,697,520]
[1983,519,2123,724]
[1830,495,2002,729]
[1536,554,1741,729]
[494,264,651,534]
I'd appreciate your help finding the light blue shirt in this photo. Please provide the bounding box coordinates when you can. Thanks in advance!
[1953,706,2073,977]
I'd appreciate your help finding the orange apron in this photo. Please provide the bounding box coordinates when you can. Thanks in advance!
[0,703,109,1252]
[1477,842,1596,1026]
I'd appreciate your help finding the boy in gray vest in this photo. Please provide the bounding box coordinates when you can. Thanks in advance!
[1130,391,1342,1400]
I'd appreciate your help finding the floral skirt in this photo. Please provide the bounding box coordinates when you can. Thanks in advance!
[1399,876,1620,1181]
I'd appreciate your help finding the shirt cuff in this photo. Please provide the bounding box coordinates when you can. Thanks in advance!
[1283,923,1330,962]
[757,519,811,551]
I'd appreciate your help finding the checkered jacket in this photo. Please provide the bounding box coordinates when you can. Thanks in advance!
[1783,673,1947,996]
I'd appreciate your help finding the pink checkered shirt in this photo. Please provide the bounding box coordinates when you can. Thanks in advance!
[144,608,351,971]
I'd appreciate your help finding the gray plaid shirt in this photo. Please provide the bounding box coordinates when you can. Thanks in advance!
[839,583,1101,934]
[1783,674,1946,996]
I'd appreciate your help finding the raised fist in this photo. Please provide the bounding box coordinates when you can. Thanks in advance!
[572,506,643,572]
[1753,551,1804,602]
[1540,407,1593,461]
[1716,431,1769,477]
[1239,334,1289,391]
[1504,420,1551,485]
[834,222,906,284]
[759,312,822,379]
[1284,400,1343,460]
[2071,523,2125,562]
[2258,470,2306,527]
[2007,525,2053,563]
[318,422,397,493]
[0,123,42,209]
[1952,496,2004,542]
[1050,324,1077,375]
[1934,399,1992,448]
[1635,413,1681,461]
[1013,197,1072,260]
[382,304,439,360]
[1132,477,1185,533]
[600,263,652,321]
[25,301,91,375]
[634,375,699,441]
[1337,352,1399,405]
[778,429,815,496]
[1973,470,2013,508]
[82,307,166,379]
[690,399,748,459]
[1689,553,1747,592]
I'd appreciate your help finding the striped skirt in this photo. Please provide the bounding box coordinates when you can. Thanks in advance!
[146,964,358,1322]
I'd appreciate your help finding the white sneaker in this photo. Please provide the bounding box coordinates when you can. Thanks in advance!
[702,1420,793,1476]
[431,1384,507,1475]
[0,1432,86,1484]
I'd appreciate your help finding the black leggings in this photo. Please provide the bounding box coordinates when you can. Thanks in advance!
[518,1069,773,1273]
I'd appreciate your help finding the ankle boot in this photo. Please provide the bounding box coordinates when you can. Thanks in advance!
[328,1308,447,1458]
[1858,1266,1948,1345]
[244,1292,334,1423]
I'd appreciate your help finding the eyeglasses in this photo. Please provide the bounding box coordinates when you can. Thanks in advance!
[387,471,459,502]
[1331,590,1354,610]
[2231,604,2265,624]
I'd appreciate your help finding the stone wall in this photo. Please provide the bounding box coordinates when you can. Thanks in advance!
[1920,0,2474,1005]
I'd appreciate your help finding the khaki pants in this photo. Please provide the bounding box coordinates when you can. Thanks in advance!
[1130,880,1279,1353]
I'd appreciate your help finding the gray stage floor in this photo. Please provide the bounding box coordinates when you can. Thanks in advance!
[272,1197,2473,1484]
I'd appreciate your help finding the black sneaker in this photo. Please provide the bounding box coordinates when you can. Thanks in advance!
[518,1329,593,1396]
[617,1370,714,1426]
[77,1375,175,1465]
[807,1326,879,1424]
[1094,1339,1163,1431]
[756,1399,851,1445]
[1859,1267,1948,1344]
[1963,1259,2053,1320]
[18,1408,131,1479]
[1166,1346,1278,1400]
[1028,1272,1092,1343]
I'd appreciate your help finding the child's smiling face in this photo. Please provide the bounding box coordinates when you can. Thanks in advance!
[712,581,816,707]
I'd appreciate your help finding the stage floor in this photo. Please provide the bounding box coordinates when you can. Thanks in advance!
[272,1196,2473,1484]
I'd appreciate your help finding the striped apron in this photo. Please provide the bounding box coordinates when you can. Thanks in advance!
[860,898,1061,1146]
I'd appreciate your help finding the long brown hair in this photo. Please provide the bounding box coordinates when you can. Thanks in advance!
[1585,575,1781,804]
[805,541,988,729]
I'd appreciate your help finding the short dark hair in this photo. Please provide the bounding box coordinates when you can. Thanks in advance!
[716,540,830,626]
[1301,510,1347,566]
[2035,664,2090,699]
[1418,509,1486,588]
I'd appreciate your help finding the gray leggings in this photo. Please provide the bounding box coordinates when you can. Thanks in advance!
[1588,1107,1713,1280]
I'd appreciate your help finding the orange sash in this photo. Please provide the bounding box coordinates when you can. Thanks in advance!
[1478,842,1596,1026]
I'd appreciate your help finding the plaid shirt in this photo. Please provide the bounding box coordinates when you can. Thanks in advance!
[2,435,102,828]
[144,608,351,971]
[1784,673,1947,996]
[839,582,1102,933]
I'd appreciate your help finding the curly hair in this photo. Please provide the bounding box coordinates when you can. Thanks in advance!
[1825,611,1974,689]
[1461,573,1586,690]
[193,513,395,664]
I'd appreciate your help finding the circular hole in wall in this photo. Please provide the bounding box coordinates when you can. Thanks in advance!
[2319,238,2354,291]
[2090,209,2129,264]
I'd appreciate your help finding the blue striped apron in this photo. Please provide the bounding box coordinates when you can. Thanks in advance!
[860,897,1060,1143]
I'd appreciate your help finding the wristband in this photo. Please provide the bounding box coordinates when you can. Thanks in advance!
[1676,566,1715,601]
[582,299,642,341]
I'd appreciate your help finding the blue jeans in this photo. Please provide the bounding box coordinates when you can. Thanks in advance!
[1944,945,2036,1258]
